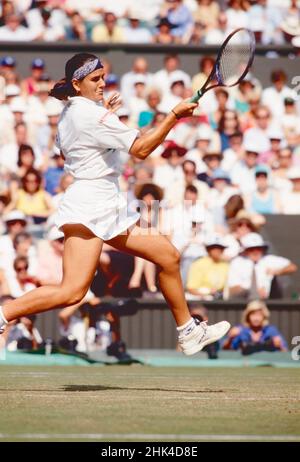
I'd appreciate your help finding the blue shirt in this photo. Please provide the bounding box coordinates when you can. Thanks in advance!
[44,166,64,196]
[231,325,287,350]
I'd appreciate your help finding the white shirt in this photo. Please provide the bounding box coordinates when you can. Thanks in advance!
[280,191,300,214]
[230,161,257,195]
[228,254,291,296]
[56,97,139,180]
[0,25,35,41]
[262,86,297,119]
[153,69,191,96]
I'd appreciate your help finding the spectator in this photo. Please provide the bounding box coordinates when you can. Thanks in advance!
[218,109,240,151]
[0,13,35,41]
[227,232,297,300]
[221,131,245,172]
[153,142,186,206]
[272,147,294,193]
[0,211,28,272]
[65,11,88,40]
[37,98,63,157]
[91,12,125,43]
[138,87,163,128]
[281,97,300,148]
[203,11,228,44]
[51,172,74,210]
[5,168,54,224]
[245,165,282,215]
[7,255,40,297]
[186,235,229,299]
[35,6,65,41]
[192,0,220,34]
[226,0,249,33]
[281,167,300,214]
[230,142,261,195]
[223,210,260,260]
[16,144,35,179]
[120,57,153,105]
[159,0,194,41]
[224,299,287,354]
[152,17,178,44]
[243,106,273,155]
[191,56,215,94]
[12,231,38,276]
[186,124,215,173]
[128,182,164,294]
[153,54,191,97]
[262,69,297,120]
[198,151,223,186]
[181,159,209,202]
[44,149,65,196]
[124,8,152,43]
[21,58,46,97]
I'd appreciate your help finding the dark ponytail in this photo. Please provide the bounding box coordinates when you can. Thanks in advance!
[49,53,99,101]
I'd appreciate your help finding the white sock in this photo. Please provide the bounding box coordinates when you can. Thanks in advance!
[0,306,8,327]
[177,317,196,337]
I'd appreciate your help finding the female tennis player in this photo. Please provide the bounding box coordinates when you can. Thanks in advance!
[0,53,230,355]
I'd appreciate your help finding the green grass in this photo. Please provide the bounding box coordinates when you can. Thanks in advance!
[0,365,299,441]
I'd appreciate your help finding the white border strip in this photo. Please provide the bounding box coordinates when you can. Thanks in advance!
[0,434,299,441]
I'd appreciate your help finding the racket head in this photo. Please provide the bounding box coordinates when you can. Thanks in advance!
[190,28,256,103]
[215,28,256,87]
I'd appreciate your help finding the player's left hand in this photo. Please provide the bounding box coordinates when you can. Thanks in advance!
[104,92,122,113]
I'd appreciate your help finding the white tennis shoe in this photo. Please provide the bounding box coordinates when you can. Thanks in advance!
[178,320,231,356]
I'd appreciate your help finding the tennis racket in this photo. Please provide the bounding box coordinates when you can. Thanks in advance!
[190,28,256,103]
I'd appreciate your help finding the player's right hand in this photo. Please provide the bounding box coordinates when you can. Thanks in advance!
[172,100,198,119]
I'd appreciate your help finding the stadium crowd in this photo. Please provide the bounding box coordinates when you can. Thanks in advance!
[0,0,299,356]
[0,1,299,46]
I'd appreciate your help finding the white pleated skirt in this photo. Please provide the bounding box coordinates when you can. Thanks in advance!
[54,175,140,241]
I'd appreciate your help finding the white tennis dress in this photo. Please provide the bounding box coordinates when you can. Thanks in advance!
[54,96,140,240]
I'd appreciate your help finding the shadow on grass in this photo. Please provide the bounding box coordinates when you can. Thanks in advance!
[63,385,226,393]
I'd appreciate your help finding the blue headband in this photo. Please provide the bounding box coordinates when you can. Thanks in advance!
[72,58,103,81]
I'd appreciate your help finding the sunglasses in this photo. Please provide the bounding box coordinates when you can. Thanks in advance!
[7,220,26,226]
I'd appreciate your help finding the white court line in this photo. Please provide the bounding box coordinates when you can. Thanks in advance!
[0,434,299,441]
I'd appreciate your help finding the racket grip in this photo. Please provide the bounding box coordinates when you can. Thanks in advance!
[190,90,202,103]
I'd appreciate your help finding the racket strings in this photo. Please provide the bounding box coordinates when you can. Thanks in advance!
[218,30,255,87]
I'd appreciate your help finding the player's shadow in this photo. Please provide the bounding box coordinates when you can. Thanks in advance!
[63,385,225,393]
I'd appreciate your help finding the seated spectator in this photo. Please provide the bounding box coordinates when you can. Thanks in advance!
[138,87,162,128]
[225,0,249,33]
[271,147,294,193]
[12,231,38,277]
[223,210,260,260]
[20,58,46,97]
[128,183,164,295]
[6,313,43,351]
[218,109,241,151]
[198,151,223,187]
[227,232,297,300]
[192,0,220,35]
[221,131,245,172]
[124,8,152,43]
[259,127,286,168]
[0,210,28,271]
[230,142,261,195]
[207,168,238,211]
[243,105,273,154]
[172,209,207,286]
[65,11,88,40]
[91,12,125,43]
[181,160,209,203]
[120,57,153,106]
[35,6,65,41]
[244,165,282,215]
[44,149,65,196]
[51,173,74,210]
[223,299,287,354]
[203,11,228,44]
[37,98,64,158]
[262,69,297,120]
[186,235,229,299]
[281,167,300,214]
[281,97,300,148]
[159,0,194,41]
[152,17,178,44]
[5,168,54,224]
[153,54,191,97]
[7,255,40,297]
[0,13,35,41]
[16,144,35,179]
[186,124,215,173]
[191,56,215,94]
[153,142,186,206]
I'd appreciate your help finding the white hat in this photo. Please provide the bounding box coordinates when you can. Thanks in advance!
[127,7,143,21]
[10,97,27,113]
[267,127,284,140]
[45,100,63,117]
[205,235,227,248]
[47,226,64,241]
[240,232,268,250]
[244,140,262,154]
[5,84,20,97]
[287,166,300,180]
[292,35,300,48]
[169,71,186,86]
[281,17,300,37]
[3,210,27,223]
[195,124,213,141]
[132,73,147,85]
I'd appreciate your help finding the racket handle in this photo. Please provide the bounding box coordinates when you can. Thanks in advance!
[190,90,203,103]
